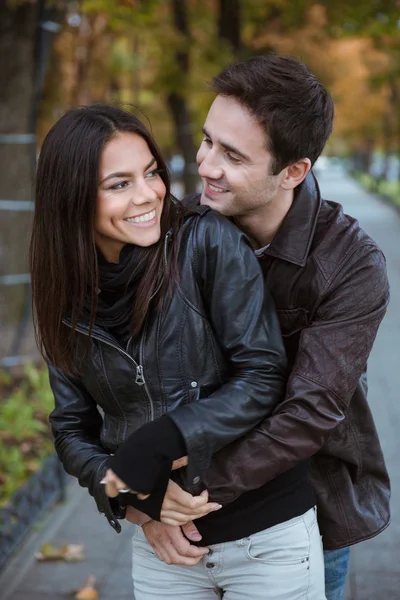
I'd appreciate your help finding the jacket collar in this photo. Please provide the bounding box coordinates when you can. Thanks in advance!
[264,171,322,267]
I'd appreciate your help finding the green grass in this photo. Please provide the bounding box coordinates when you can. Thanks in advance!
[354,172,400,207]
[0,364,54,507]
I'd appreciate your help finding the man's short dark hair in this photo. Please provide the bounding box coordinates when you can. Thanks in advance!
[211,54,334,174]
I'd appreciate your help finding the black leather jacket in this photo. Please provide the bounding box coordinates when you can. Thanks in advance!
[49,207,288,531]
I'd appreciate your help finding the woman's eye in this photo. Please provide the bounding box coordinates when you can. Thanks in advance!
[203,137,212,146]
[145,168,162,178]
[110,180,129,190]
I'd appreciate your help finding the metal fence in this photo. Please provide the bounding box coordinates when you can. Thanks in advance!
[0,453,66,571]
[0,134,38,368]
[0,2,61,369]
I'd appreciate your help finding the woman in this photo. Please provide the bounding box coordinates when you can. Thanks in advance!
[30,104,325,599]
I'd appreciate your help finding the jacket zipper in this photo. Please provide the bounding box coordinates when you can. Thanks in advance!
[130,230,171,421]
[125,229,172,414]
[63,321,146,387]
[138,320,154,420]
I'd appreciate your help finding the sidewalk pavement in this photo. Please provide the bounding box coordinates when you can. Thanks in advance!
[0,481,135,600]
[0,171,398,600]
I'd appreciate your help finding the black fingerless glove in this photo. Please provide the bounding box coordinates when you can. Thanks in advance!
[108,415,186,496]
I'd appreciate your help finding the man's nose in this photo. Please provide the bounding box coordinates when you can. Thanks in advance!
[198,151,223,180]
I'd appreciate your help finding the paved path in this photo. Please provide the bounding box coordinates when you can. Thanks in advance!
[0,170,398,600]
[318,169,400,600]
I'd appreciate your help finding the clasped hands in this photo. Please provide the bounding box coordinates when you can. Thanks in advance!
[101,455,222,527]
[101,455,220,565]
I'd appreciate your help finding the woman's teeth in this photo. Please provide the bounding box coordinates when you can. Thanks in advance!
[125,209,156,224]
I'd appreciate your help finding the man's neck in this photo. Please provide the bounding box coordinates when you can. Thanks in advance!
[234,188,294,250]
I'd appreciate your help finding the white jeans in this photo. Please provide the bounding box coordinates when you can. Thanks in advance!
[131,507,326,599]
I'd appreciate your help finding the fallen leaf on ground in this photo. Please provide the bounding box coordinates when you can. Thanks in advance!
[75,575,99,600]
[35,542,85,562]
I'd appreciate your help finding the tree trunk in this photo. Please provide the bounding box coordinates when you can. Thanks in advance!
[167,0,198,196]
[218,0,242,57]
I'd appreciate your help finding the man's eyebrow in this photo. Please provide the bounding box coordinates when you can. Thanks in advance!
[202,127,251,162]
[100,158,156,184]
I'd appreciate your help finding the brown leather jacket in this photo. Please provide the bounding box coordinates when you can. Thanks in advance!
[203,172,390,550]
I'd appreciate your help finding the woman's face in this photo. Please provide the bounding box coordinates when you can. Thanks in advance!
[95,132,166,263]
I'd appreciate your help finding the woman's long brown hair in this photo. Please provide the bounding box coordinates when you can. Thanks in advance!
[30,104,184,374]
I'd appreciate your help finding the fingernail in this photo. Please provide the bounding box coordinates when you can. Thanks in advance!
[191,532,202,541]
[212,504,222,511]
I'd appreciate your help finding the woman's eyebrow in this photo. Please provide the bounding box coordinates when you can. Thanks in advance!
[100,158,157,185]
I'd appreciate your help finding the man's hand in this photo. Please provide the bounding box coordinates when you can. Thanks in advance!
[182,521,203,542]
[160,480,222,526]
[125,503,204,545]
[142,521,209,566]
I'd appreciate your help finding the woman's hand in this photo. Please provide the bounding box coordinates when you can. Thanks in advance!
[160,479,222,526]
[101,454,188,501]
[172,455,188,470]
[101,468,149,500]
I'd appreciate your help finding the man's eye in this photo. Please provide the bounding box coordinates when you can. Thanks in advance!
[226,153,240,164]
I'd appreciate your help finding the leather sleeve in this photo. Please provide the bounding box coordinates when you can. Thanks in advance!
[203,244,390,503]
[48,366,124,531]
[168,211,288,488]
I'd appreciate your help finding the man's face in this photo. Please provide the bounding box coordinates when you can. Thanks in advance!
[197,95,283,217]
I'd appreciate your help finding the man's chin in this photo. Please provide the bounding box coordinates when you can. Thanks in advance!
[200,192,226,214]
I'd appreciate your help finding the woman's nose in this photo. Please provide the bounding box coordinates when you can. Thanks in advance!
[132,180,157,205]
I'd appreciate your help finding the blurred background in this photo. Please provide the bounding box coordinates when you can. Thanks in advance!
[0,1,399,597]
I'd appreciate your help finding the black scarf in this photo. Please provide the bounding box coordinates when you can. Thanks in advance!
[88,244,147,341]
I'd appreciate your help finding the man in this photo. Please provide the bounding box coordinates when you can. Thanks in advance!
[127,54,390,600]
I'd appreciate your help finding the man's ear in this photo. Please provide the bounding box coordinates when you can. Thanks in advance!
[280,158,311,190]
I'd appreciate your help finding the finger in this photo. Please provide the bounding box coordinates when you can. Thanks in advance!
[157,542,207,565]
[162,493,209,514]
[104,481,119,498]
[102,470,130,493]
[162,526,208,559]
[103,469,127,488]
[137,493,150,500]
[163,499,222,516]
[158,549,204,566]
[161,504,221,525]
[171,456,188,470]
[160,515,190,527]
[182,521,203,542]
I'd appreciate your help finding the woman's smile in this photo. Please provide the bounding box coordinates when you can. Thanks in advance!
[124,208,157,226]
